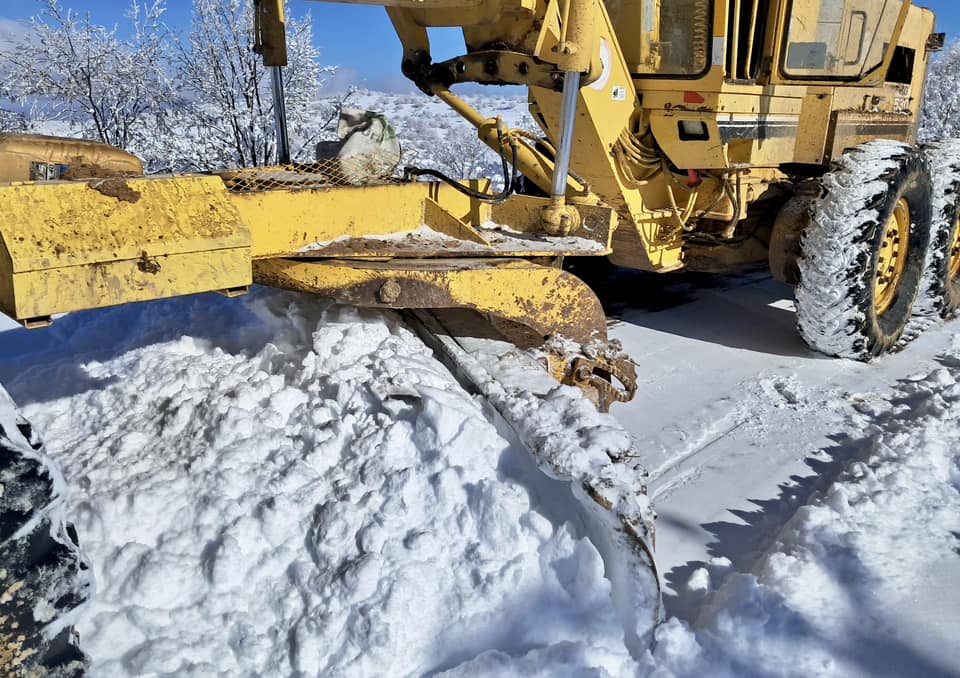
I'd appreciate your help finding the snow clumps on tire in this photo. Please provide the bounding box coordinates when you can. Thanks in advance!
[917,138,960,318]
[796,140,932,359]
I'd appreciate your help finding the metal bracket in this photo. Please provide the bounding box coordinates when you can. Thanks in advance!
[546,342,638,412]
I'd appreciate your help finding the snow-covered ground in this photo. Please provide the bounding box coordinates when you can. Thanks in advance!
[604,270,960,677]
[2,270,958,677]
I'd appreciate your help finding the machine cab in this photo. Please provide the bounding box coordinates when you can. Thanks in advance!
[605,0,928,87]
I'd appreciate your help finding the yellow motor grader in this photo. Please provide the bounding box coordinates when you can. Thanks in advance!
[0,0,953,373]
[0,0,956,670]
[0,0,953,369]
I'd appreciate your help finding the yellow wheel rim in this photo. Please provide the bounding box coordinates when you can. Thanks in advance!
[874,198,910,316]
[950,214,960,284]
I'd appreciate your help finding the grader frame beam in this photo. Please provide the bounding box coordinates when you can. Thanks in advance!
[0,168,616,341]
[254,257,609,344]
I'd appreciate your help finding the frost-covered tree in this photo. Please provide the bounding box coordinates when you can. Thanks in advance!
[0,0,173,150]
[920,39,960,142]
[0,108,25,132]
[166,0,335,170]
[426,126,503,180]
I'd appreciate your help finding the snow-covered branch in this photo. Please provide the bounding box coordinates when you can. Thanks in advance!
[163,0,336,170]
[0,0,173,152]
[0,0,339,172]
[921,38,960,143]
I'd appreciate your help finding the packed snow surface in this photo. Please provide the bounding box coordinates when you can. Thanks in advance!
[648,356,960,677]
[607,270,960,677]
[296,223,606,255]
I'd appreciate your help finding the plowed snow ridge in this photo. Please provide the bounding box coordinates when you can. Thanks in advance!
[3,292,636,676]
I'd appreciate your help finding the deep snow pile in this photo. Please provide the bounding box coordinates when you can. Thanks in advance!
[1,290,636,676]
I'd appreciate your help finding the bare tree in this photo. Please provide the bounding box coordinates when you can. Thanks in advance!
[0,108,25,132]
[0,0,173,150]
[167,0,335,170]
[921,39,960,142]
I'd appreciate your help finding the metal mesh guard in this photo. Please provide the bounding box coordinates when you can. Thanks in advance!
[220,153,402,192]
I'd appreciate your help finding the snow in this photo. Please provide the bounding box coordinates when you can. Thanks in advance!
[3,271,958,677]
[0,383,93,647]
[672,361,960,677]
[417,325,658,655]
[297,223,606,255]
[606,270,960,677]
[0,291,636,676]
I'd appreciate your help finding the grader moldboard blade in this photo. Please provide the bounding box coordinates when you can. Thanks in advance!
[407,308,660,649]
[0,133,661,655]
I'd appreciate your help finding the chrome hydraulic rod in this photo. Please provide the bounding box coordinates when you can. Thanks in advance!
[550,70,581,200]
[270,66,291,165]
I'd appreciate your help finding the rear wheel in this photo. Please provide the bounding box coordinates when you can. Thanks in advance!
[796,141,932,359]
[918,139,960,318]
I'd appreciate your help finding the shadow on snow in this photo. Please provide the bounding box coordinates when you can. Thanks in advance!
[661,357,960,678]
[586,267,814,359]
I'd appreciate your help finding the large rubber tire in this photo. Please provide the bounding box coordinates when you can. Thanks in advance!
[0,388,89,676]
[918,139,960,318]
[796,141,932,359]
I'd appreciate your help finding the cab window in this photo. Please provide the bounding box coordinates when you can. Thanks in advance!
[606,0,713,77]
[783,0,904,79]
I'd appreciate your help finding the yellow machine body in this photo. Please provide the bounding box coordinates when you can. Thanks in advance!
[314,0,937,273]
[0,133,143,183]
[0,148,616,345]
[0,176,250,325]
[0,0,942,351]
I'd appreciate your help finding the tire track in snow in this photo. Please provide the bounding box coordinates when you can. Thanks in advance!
[672,347,960,677]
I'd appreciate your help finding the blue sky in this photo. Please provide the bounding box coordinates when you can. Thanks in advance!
[1,0,958,91]
[0,0,468,91]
